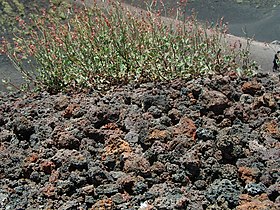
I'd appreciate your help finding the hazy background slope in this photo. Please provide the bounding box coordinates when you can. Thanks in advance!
[124,0,280,42]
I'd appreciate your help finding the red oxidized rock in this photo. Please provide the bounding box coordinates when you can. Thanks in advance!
[40,160,55,174]
[63,103,80,118]
[237,193,278,210]
[238,167,260,184]
[42,183,56,198]
[241,81,262,95]
[173,116,197,141]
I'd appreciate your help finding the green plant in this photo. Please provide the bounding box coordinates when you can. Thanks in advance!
[1,0,256,93]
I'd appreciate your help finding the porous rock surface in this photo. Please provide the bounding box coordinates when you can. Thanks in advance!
[0,72,279,209]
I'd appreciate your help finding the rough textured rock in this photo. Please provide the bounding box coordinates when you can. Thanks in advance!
[0,73,279,209]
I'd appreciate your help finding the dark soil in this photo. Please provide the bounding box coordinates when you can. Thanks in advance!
[0,72,279,209]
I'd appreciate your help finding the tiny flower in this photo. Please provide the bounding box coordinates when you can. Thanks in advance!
[28,44,36,55]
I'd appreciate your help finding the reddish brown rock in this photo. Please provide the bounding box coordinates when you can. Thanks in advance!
[241,81,262,95]
[25,153,39,163]
[116,174,146,197]
[103,138,132,159]
[124,154,150,175]
[40,160,55,174]
[146,129,171,145]
[173,117,197,141]
[63,103,80,118]
[49,170,59,183]
[149,129,169,140]
[262,120,280,139]
[42,183,56,198]
[52,126,81,149]
[201,90,229,113]
[262,93,277,108]
[253,93,277,109]
[188,92,197,104]
[151,161,165,175]
[237,193,278,210]
[238,167,260,184]
[91,198,113,210]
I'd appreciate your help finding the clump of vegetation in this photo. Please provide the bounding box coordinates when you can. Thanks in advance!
[1,0,256,93]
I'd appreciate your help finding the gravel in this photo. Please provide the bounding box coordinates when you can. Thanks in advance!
[0,72,280,209]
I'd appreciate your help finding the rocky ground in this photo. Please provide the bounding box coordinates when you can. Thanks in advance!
[0,71,279,209]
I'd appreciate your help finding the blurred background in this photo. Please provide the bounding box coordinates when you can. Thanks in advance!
[124,0,280,42]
